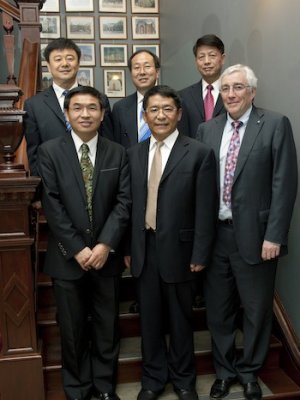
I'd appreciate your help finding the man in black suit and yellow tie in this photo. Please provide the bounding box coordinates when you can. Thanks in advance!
[197,64,298,400]
[37,86,131,400]
[125,85,217,400]
[24,38,113,176]
[179,34,226,137]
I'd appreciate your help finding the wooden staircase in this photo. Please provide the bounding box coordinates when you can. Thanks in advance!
[34,213,300,400]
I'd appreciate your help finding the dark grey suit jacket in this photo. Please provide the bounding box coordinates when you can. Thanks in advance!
[37,135,131,280]
[127,133,217,283]
[197,106,298,264]
[24,86,114,176]
[178,80,225,138]
[112,92,139,148]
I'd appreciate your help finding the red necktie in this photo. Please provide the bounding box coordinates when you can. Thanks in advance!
[223,121,243,207]
[204,84,214,121]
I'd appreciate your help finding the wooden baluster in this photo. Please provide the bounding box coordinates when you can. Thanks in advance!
[2,12,17,85]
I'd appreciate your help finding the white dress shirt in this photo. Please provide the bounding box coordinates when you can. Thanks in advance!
[71,131,98,166]
[52,82,78,112]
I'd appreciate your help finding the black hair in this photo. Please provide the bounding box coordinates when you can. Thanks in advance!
[64,86,104,110]
[192,34,225,57]
[44,38,81,62]
[143,85,182,111]
[128,49,160,71]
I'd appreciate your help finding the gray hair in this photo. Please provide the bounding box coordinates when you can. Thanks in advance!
[220,64,258,88]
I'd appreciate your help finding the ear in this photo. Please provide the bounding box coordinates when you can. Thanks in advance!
[177,108,183,122]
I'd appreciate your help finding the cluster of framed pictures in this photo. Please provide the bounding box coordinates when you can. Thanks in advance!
[40,0,160,98]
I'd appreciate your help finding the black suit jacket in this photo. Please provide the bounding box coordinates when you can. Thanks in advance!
[112,92,139,148]
[127,133,217,283]
[178,80,225,138]
[197,106,298,264]
[37,135,131,280]
[24,86,114,176]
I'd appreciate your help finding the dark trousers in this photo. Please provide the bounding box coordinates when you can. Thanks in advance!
[137,230,196,392]
[53,272,120,400]
[204,223,277,383]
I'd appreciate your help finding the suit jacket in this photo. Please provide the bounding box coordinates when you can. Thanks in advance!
[112,92,139,148]
[127,133,217,283]
[178,80,225,138]
[24,86,114,176]
[196,106,298,265]
[37,135,131,280]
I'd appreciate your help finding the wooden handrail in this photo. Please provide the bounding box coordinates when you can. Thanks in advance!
[0,0,20,22]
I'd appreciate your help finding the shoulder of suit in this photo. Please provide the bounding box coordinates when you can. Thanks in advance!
[99,135,126,153]
[113,92,136,108]
[179,80,201,95]
[25,86,53,105]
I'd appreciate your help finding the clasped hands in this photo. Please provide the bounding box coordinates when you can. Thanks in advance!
[75,243,111,271]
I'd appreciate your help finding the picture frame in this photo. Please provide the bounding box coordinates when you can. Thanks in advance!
[41,0,60,12]
[40,16,60,39]
[42,72,53,90]
[76,43,96,66]
[99,16,127,39]
[65,0,94,12]
[132,16,159,39]
[131,0,159,13]
[104,69,125,98]
[100,44,127,67]
[40,43,48,66]
[133,44,159,57]
[77,68,94,86]
[66,16,94,40]
[99,0,126,13]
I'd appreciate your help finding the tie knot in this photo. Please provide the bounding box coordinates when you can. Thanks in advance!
[62,89,69,97]
[81,143,90,156]
[156,141,164,149]
[207,84,213,92]
[232,120,243,131]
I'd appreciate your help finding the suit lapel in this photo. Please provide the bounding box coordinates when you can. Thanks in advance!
[160,134,189,184]
[137,139,150,189]
[191,81,205,120]
[125,93,138,144]
[233,107,264,184]
[213,94,224,117]
[212,115,227,192]
[43,86,66,125]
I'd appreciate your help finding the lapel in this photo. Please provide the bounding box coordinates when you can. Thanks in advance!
[213,94,224,117]
[212,114,227,192]
[160,134,190,184]
[43,86,66,125]
[93,136,107,195]
[233,106,264,184]
[137,139,150,190]
[125,93,139,144]
[62,134,87,204]
[190,81,205,120]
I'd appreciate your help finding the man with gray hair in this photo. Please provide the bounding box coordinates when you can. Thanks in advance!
[197,64,297,400]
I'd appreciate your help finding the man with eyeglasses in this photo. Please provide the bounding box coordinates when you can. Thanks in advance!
[125,85,217,400]
[197,64,298,400]
[178,34,226,138]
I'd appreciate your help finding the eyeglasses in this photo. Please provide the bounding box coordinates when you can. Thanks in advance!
[220,84,251,94]
[145,106,178,116]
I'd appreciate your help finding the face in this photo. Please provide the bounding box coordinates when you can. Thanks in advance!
[65,94,104,141]
[195,45,225,83]
[46,48,80,88]
[143,94,182,141]
[130,52,159,94]
[220,71,256,120]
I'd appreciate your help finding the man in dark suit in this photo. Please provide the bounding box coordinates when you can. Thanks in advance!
[197,64,298,400]
[24,38,113,176]
[112,50,160,148]
[179,34,226,138]
[125,85,217,400]
[37,86,131,400]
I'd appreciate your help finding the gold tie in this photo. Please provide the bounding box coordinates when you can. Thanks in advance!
[80,143,94,222]
[145,141,164,230]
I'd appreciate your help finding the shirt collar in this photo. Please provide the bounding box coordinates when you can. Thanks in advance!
[149,129,179,150]
[71,131,98,157]
[53,81,79,98]
[202,78,220,91]
[227,105,252,126]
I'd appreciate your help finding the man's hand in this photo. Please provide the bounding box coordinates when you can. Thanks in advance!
[89,243,111,270]
[190,264,206,272]
[124,255,131,268]
[74,247,93,271]
[261,240,281,261]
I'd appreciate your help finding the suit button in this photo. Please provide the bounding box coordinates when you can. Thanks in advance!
[86,229,91,234]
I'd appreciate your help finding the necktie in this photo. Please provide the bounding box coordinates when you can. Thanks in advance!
[80,143,94,222]
[204,84,214,122]
[145,141,164,230]
[223,121,243,207]
[62,89,72,132]
[138,106,151,142]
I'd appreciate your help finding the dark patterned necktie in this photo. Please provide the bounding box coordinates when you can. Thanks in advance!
[204,84,214,121]
[223,121,243,207]
[62,89,72,132]
[80,143,94,221]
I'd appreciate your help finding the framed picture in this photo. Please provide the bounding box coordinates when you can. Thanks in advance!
[132,16,159,39]
[40,43,48,66]
[99,16,127,39]
[133,44,159,57]
[66,16,94,39]
[41,0,60,12]
[65,0,94,12]
[77,68,94,86]
[100,44,127,67]
[42,72,53,90]
[99,0,126,13]
[104,69,125,98]
[131,0,159,13]
[76,43,96,66]
[40,16,60,39]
